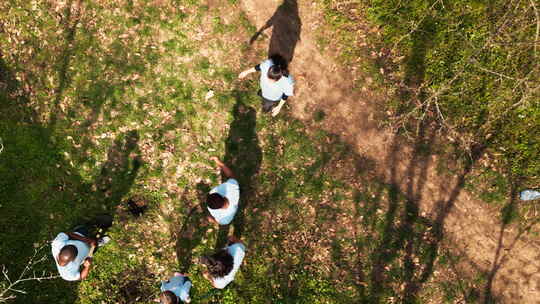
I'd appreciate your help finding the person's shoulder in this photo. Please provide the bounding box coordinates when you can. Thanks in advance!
[53,232,69,242]
[213,276,230,289]
[52,233,69,252]
[228,242,246,255]
[209,183,221,194]
[160,280,168,291]
[225,178,239,186]
[283,74,294,85]
[59,267,81,281]
[260,59,273,70]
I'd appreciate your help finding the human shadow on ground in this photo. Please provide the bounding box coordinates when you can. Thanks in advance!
[0,52,141,304]
[249,0,301,63]
[91,130,142,215]
[174,182,211,273]
[214,92,262,249]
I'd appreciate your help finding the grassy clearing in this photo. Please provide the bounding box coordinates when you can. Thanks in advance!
[1,0,490,303]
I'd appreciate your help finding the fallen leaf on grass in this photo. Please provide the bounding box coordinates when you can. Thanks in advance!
[205,90,214,100]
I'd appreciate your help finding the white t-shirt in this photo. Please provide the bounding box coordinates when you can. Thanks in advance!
[259,59,295,101]
[161,275,191,303]
[208,178,240,225]
[51,232,90,281]
[213,243,246,289]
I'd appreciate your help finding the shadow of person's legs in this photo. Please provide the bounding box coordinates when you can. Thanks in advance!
[91,130,142,215]
[223,92,262,240]
[175,182,212,273]
[215,225,231,250]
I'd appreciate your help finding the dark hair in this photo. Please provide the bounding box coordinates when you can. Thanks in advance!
[267,54,289,80]
[201,249,234,278]
[207,193,226,209]
[59,245,78,264]
[160,291,178,304]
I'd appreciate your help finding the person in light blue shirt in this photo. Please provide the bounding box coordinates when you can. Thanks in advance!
[51,226,110,281]
[207,157,240,225]
[238,54,294,116]
[51,227,94,281]
[201,236,246,289]
[160,273,192,303]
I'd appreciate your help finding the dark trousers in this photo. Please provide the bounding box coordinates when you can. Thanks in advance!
[73,225,89,236]
[258,90,278,113]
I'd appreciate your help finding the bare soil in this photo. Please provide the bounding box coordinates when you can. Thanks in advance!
[238,0,540,302]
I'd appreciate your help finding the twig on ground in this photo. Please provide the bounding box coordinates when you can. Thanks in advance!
[0,244,59,303]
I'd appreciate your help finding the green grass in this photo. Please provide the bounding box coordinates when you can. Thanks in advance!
[0,0,494,303]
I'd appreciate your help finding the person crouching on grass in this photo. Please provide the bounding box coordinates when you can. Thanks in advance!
[206,157,240,225]
[160,273,192,303]
[201,236,246,289]
[51,226,110,281]
[238,54,294,117]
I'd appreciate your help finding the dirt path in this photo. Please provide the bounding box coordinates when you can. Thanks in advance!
[239,0,540,302]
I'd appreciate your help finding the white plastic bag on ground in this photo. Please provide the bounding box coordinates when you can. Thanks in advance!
[520,190,540,201]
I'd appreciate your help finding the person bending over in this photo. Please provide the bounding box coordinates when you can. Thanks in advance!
[51,226,110,281]
[160,272,192,303]
[201,236,246,289]
[206,157,240,225]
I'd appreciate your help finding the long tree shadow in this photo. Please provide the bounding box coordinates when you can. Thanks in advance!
[249,0,301,63]
[0,51,141,304]
[0,53,80,304]
[321,15,491,302]
[48,0,83,130]
[482,173,538,303]
[214,91,262,249]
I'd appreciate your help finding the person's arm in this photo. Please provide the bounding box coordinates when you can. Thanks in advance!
[238,66,257,79]
[66,232,97,247]
[227,235,243,246]
[272,77,294,117]
[271,97,287,117]
[210,157,235,179]
[203,271,218,288]
[207,215,218,225]
[80,258,92,280]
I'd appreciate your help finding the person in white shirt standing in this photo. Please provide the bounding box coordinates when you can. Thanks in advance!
[206,157,240,225]
[238,54,295,117]
[201,236,246,289]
